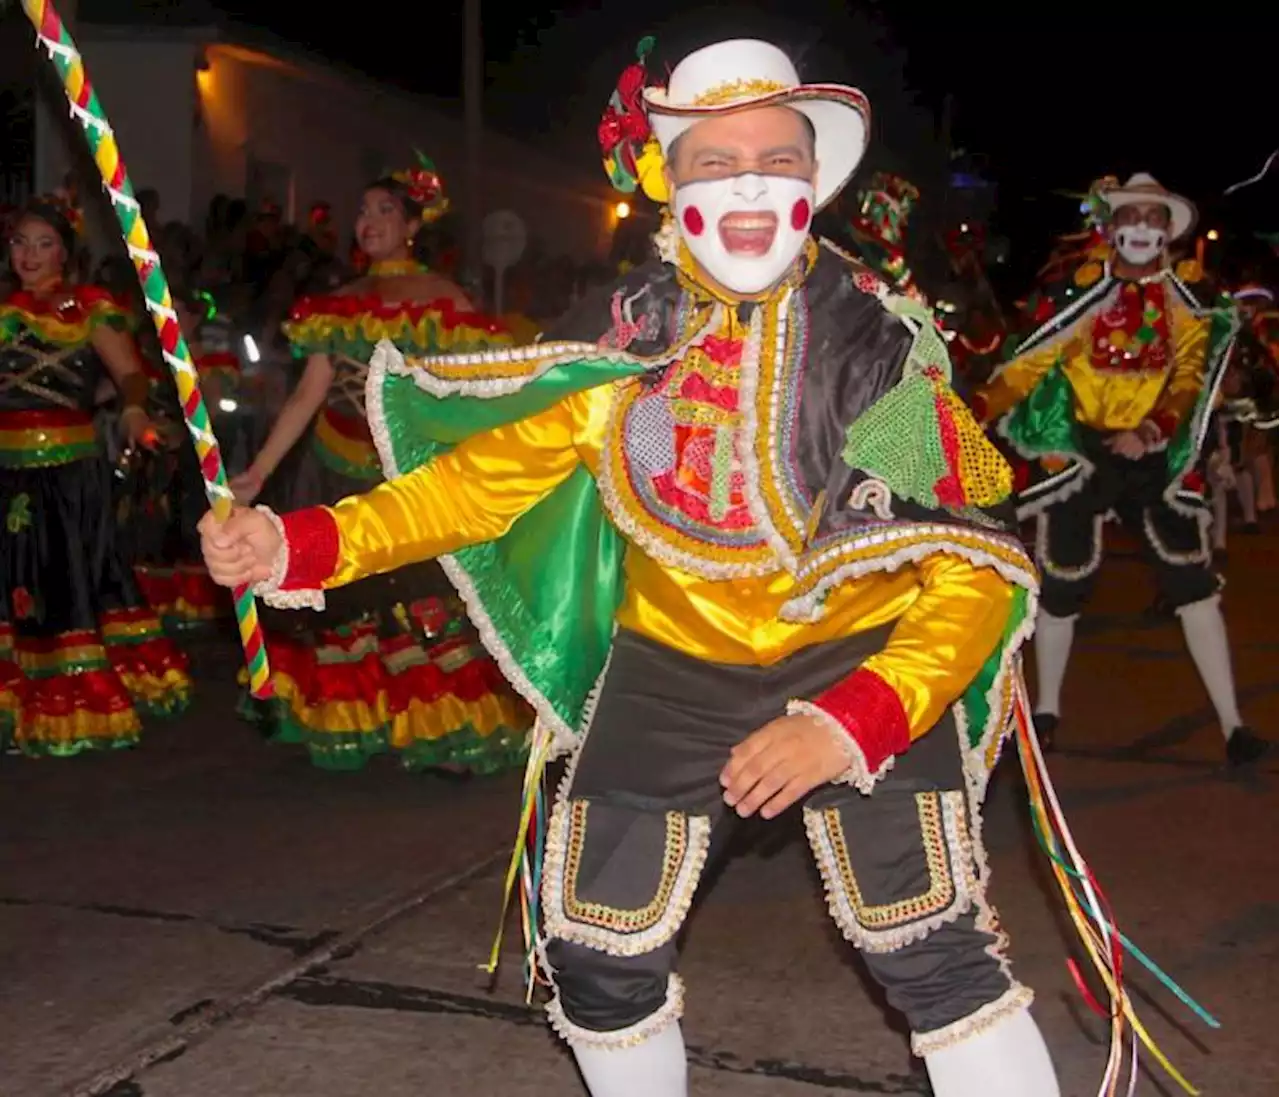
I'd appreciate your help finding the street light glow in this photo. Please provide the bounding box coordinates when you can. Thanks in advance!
[1206,229,1220,241]
[615,201,631,220]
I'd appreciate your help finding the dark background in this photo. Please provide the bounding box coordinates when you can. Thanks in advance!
[59,0,1280,286]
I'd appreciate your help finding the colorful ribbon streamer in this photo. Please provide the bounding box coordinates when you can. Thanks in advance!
[22,0,272,698]
[1014,678,1216,1095]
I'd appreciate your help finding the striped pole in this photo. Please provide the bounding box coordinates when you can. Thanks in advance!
[22,0,273,698]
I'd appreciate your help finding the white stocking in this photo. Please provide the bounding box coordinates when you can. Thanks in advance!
[1034,611,1076,716]
[1253,453,1276,511]
[571,1024,688,1097]
[1212,486,1229,550]
[924,1007,1060,1097]
[1178,595,1243,735]
[1236,468,1258,524]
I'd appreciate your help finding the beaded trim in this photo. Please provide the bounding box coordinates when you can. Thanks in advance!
[596,360,781,581]
[804,790,978,954]
[543,798,711,957]
[546,973,685,1049]
[779,523,1038,624]
[910,983,1035,1056]
[736,290,810,572]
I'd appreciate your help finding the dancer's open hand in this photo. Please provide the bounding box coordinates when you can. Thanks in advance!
[720,713,849,820]
[199,507,280,588]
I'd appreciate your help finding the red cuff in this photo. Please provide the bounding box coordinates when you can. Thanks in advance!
[1147,411,1178,441]
[279,507,340,591]
[812,668,911,773]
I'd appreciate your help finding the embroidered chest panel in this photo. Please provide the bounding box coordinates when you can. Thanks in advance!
[1088,281,1172,374]
[599,291,816,579]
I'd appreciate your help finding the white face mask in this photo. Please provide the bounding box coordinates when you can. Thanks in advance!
[1113,222,1168,266]
[673,173,815,294]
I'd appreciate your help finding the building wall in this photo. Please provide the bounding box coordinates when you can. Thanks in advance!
[76,36,200,224]
[190,42,618,261]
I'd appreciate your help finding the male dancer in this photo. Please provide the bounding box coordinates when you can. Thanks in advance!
[973,174,1268,764]
[203,39,1059,1097]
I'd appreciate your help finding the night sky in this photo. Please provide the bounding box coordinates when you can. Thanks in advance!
[201,1,1277,269]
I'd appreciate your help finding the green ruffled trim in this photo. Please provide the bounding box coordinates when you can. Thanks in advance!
[17,733,139,758]
[237,691,529,775]
[237,692,391,771]
[957,584,1030,749]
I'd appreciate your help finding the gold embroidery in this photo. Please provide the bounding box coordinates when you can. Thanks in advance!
[750,294,811,553]
[599,372,781,579]
[562,801,689,933]
[821,794,956,930]
[791,525,1037,604]
[691,78,789,106]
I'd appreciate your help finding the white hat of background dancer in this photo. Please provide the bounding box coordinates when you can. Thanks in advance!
[642,39,870,210]
[1100,173,1197,241]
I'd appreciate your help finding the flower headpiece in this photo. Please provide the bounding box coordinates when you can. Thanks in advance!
[1083,175,1120,231]
[38,187,84,238]
[598,37,668,204]
[391,151,450,223]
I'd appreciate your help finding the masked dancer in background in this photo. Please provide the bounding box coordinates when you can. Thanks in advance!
[972,174,1269,765]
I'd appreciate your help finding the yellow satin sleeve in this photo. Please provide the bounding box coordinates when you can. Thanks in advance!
[324,387,608,587]
[979,341,1065,422]
[1150,307,1208,428]
[858,556,1013,741]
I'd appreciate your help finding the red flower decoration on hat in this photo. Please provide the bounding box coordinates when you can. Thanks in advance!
[599,37,658,193]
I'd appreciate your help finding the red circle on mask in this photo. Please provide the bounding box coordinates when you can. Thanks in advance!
[682,206,705,236]
[791,198,811,231]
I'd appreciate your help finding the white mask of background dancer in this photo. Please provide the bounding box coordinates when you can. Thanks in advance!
[1113,219,1168,266]
[674,172,814,294]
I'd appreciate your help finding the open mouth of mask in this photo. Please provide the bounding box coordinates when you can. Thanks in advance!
[673,172,814,294]
[1114,224,1167,265]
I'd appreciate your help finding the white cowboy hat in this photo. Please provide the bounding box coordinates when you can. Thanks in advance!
[1100,173,1197,241]
[642,39,870,209]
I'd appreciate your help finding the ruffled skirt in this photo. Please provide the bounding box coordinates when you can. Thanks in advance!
[1,456,191,756]
[242,417,531,773]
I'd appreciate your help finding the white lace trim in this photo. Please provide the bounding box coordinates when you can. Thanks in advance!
[542,799,711,957]
[804,790,978,955]
[736,295,802,573]
[779,531,1037,624]
[546,973,685,1049]
[249,505,325,611]
[1035,511,1105,581]
[786,699,893,794]
[911,983,1035,1056]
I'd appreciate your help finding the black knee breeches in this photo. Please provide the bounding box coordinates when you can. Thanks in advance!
[540,629,1026,1054]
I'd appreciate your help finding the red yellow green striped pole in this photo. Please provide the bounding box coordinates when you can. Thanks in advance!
[22,0,273,698]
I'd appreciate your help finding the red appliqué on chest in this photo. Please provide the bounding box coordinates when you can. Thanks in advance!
[1089,282,1171,373]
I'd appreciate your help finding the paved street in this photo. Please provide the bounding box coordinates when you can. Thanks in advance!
[2,534,1275,1097]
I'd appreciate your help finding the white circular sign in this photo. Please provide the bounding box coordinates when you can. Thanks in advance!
[482,209,527,270]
